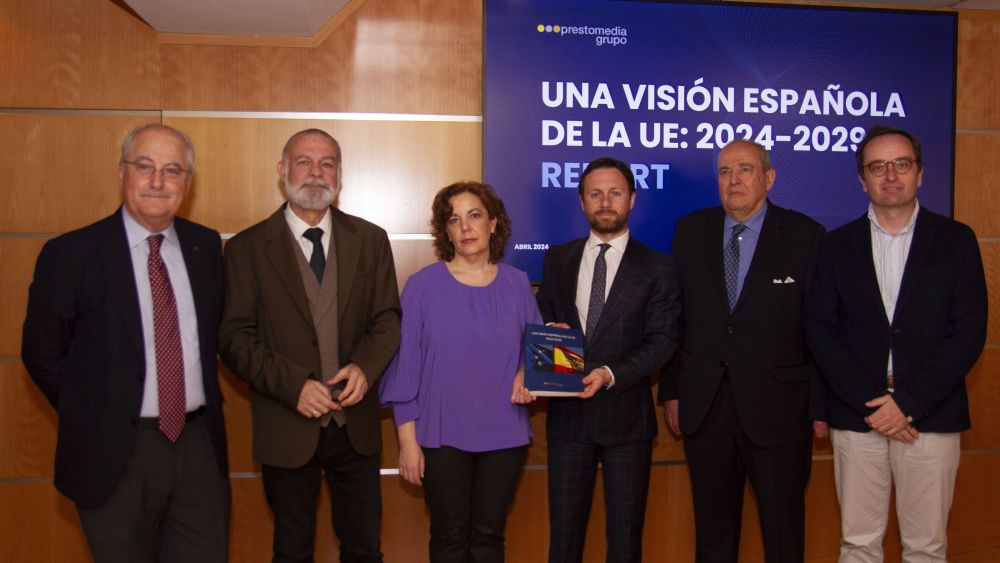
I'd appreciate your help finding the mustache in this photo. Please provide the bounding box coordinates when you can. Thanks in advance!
[293,179,331,190]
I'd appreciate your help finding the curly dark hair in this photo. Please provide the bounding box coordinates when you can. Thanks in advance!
[431,181,512,263]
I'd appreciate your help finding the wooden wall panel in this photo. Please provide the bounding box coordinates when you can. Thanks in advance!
[389,238,438,292]
[963,347,1000,451]
[2,454,995,562]
[160,0,482,115]
[228,477,274,562]
[1,1,998,562]
[506,471,551,560]
[955,134,1000,238]
[0,238,45,356]
[0,0,159,109]
[957,13,1000,130]
[0,113,158,233]
[980,242,1000,345]
[167,117,481,235]
[220,368,257,473]
[947,454,1000,559]
[0,362,57,478]
[0,482,90,561]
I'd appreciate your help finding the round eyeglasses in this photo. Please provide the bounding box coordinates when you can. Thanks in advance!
[864,158,916,177]
[123,160,189,181]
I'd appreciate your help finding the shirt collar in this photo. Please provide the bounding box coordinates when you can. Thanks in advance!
[121,206,178,251]
[284,205,332,238]
[586,229,629,255]
[868,200,920,236]
[724,200,768,234]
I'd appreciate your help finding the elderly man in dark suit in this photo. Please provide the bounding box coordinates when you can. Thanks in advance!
[536,157,681,563]
[218,129,401,563]
[22,123,230,562]
[807,126,986,563]
[660,140,827,563]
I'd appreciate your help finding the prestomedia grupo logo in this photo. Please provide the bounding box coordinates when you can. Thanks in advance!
[537,23,628,47]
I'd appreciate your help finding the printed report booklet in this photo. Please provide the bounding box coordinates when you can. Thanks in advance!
[523,323,586,396]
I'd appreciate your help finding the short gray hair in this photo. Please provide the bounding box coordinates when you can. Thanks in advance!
[120,123,196,173]
[281,128,340,166]
[721,139,773,172]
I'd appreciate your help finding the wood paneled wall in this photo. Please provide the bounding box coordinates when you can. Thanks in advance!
[1,0,998,561]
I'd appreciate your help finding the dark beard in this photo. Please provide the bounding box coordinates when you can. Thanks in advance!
[588,212,628,234]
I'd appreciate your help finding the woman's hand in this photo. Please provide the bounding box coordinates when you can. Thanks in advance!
[396,421,425,486]
[511,370,536,404]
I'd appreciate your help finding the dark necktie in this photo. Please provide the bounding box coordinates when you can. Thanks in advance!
[303,227,325,282]
[725,224,747,312]
[586,243,611,340]
[148,234,186,443]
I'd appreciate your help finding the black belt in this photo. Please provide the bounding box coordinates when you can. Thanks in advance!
[136,406,206,428]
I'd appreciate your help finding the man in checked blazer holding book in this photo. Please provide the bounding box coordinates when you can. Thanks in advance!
[537,156,680,563]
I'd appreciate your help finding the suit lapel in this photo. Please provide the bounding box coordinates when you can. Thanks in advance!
[845,215,890,326]
[595,238,636,337]
[263,207,313,325]
[562,239,585,330]
[175,219,212,369]
[736,205,782,310]
[330,207,360,325]
[101,211,144,363]
[894,209,936,319]
[701,209,729,312]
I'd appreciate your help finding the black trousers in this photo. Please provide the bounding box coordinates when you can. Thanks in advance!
[684,377,812,563]
[547,437,653,563]
[77,413,231,563]
[421,444,527,563]
[262,423,383,563]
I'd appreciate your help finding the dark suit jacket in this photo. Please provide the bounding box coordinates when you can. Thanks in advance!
[806,208,987,433]
[537,236,680,445]
[660,202,825,448]
[22,209,228,508]
[218,205,401,467]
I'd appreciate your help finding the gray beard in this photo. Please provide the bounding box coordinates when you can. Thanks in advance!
[284,179,336,210]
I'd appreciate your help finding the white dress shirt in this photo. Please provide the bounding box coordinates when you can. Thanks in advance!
[574,230,629,387]
[284,205,333,262]
[869,200,919,378]
[123,208,206,416]
[575,230,629,331]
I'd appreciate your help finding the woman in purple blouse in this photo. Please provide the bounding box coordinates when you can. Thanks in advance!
[380,181,541,562]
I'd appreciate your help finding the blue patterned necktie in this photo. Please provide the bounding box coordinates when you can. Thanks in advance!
[586,243,611,340]
[303,227,325,282]
[725,224,747,312]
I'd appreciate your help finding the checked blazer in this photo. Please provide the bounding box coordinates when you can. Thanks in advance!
[537,236,681,445]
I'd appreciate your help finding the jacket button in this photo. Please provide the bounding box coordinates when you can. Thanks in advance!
[727,325,734,335]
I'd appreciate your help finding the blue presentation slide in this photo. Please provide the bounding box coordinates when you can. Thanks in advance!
[485,0,956,279]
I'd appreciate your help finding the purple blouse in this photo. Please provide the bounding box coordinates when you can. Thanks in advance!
[380,261,542,452]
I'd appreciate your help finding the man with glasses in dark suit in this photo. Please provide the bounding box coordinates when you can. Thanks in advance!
[23,123,230,562]
[807,126,986,562]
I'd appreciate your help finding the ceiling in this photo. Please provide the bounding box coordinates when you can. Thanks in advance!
[119,0,999,43]
[121,0,351,37]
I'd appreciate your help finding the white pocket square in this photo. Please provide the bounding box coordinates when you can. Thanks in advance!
[772,276,796,284]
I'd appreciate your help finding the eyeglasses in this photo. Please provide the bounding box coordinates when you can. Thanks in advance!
[864,158,916,177]
[123,160,189,181]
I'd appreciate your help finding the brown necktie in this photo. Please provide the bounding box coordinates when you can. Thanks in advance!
[148,234,186,442]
